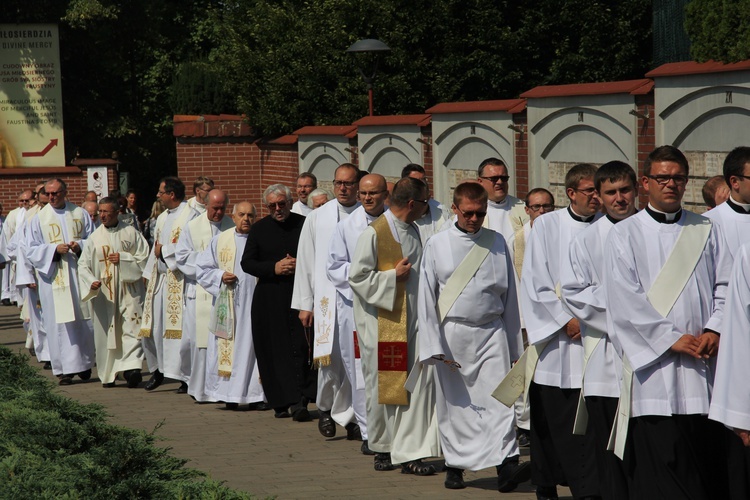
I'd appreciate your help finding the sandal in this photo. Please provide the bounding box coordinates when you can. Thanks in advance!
[374,452,396,471]
[401,459,437,476]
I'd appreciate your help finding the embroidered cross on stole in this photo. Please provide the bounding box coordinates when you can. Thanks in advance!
[371,216,409,406]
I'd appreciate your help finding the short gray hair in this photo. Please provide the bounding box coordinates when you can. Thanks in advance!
[263,184,293,202]
[307,188,333,209]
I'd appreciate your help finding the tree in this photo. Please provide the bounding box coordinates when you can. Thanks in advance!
[685,0,750,62]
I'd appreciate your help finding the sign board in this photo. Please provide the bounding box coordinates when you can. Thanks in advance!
[0,24,65,167]
[87,166,108,199]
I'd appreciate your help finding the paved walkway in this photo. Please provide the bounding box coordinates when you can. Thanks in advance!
[0,306,572,499]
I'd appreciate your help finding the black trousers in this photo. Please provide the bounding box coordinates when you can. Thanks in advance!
[625,414,729,500]
[529,381,600,497]
[586,396,629,500]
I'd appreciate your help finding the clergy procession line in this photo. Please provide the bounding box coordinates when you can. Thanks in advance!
[2,145,750,499]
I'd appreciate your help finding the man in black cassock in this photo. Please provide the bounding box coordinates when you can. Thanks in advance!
[241,184,317,421]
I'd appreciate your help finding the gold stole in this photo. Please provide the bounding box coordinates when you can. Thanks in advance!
[38,202,85,323]
[371,216,409,406]
[216,229,237,377]
[189,216,235,348]
[139,212,167,338]
[90,226,120,349]
[139,205,192,338]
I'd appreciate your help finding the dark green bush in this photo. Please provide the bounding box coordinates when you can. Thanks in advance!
[0,347,251,499]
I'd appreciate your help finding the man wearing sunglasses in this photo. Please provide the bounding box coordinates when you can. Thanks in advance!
[477,158,529,242]
[418,181,529,491]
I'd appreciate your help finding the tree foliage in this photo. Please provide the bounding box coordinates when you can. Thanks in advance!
[1,0,653,179]
[209,0,653,136]
[685,0,750,62]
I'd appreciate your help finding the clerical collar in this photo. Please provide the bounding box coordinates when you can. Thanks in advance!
[365,210,383,224]
[453,222,480,235]
[605,210,638,225]
[489,198,508,209]
[727,196,750,214]
[567,206,596,223]
[645,204,682,224]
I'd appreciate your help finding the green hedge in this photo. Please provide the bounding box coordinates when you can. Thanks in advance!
[0,347,252,499]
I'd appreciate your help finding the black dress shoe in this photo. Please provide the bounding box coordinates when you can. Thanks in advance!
[43,361,52,370]
[144,370,164,391]
[444,466,466,489]
[176,381,188,394]
[497,457,531,493]
[225,402,239,410]
[274,409,291,418]
[292,407,312,422]
[102,382,116,388]
[248,401,271,411]
[361,440,376,456]
[78,369,92,381]
[318,411,336,437]
[535,486,559,500]
[58,374,73,386]
[125,369,142,388]
[1,298,10,306]
[345,422,362,441]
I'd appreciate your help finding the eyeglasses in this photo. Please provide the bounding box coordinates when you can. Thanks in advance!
[527,203,555,212]
[479,175,510,184]
[573,187,597,196]
[267,201,288,210]
[412,198,429,204]
[455,208,487,219]
[733,174,750,181]
[360,190,386,197]
[157,190,167,196]
[647,175,688,186]
[18,198,32,203]
[333,180,357,188]
[46,190,65,197]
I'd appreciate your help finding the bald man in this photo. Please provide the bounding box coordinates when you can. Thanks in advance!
[175,189,235,400]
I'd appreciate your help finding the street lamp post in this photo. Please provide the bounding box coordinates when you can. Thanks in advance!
[346,39,391,116]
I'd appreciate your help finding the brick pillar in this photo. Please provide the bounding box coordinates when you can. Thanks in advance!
[635,94,656,208]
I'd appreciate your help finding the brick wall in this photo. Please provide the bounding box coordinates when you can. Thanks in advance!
[0,166,118,216]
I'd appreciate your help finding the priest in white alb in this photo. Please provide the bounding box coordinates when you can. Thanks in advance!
[140,177,199,391]
[349,177,440,476]
[326,173,390,455]
[519,164,602,499]
[560,161,638,500]
[175,189,234,401]
[605,146,730,499]
[78,197,148,388]
[705,146,750,256]
[291,172,316,216]
[26,178,96,385]
[418,181,530,492]
[292,163,360,440]
[196,201,266,409]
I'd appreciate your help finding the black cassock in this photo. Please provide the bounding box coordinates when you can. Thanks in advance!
[241,213,317,410]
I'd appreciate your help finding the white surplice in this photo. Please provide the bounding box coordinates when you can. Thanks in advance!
[710,241,750,430]
[78,222,148,384]
[418,224,522,471]
[604,210,729,417]
[326,205,379,439]
[521,208,601,388]
[561,216,622,398]
[291,200,312,216]
[196,229,265,404]
[485,195,528,242]
[175,214,234,401]
[141,202,199,376]
[413,199,450,246]
[705,198,750,260]
[26,203,95,376]
[3,206,25,303]
[292,199,359,427]
[349,210,440,464]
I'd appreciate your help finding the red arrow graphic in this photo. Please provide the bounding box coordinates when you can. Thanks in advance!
[22,139,59,158]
